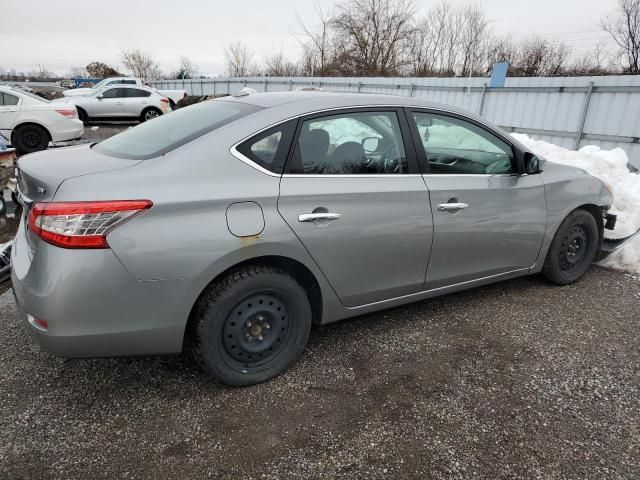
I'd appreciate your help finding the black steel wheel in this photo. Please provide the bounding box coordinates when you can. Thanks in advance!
[14,124,49,155]
[542,209,599,285]
[191,265,312,386]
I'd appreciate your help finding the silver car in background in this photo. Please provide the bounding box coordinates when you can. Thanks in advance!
[12,91,629,386]
[55,84,171,123]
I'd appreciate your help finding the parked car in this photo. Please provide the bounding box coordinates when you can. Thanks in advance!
[0,85,83,155]
[55,85,171,123]
[12,92,638,386]
[62,76,187,108]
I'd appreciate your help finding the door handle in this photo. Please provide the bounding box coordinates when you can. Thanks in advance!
[437,202,469,212]
[298,212,342,222]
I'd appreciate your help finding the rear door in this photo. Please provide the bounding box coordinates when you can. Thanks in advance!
[0,91,21,135]
[121,88,151,117]
[277,108,433,307]
[407,109,547,289]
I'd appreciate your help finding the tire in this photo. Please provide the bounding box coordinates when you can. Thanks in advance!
[0,195,6,216]
[11,191,18,206]
[140,107,162,122]
[13,124,49,155]
[191,265,312,386]
[542,209,599,285]
[77,108,88,123]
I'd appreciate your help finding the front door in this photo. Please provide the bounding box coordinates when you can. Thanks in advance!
[278,109,433,307]
[90,87,126,117]
[407,109,547,289]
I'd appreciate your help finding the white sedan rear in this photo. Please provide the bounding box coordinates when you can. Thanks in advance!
[0,86,84,155]
[56,85,171,123]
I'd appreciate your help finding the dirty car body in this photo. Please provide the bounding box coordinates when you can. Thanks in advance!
[11,92,629,385]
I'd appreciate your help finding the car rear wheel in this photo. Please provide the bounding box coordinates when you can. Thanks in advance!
[13,124,50,155]
[542,209,599,285]
[76,108,88,123]
[190,265,312,386]
[0,194,6,216]
[140,108,161,122]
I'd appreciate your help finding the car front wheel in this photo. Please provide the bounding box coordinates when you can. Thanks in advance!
[190,265,312,386]
[542,209,599,285]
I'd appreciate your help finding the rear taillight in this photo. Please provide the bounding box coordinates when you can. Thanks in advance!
[55,108,77,119]
[28,200,152,249]
[160,98,169,104]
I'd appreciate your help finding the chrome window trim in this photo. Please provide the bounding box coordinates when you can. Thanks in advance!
[229,104,517,177]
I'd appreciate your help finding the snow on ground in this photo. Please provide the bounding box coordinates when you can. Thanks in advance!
[513,134,640,274]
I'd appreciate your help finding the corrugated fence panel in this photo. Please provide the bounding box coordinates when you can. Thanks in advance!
[150,75,640,167]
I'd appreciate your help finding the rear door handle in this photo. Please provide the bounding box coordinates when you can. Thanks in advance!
[298,213,342,222]
[437,202,469,212]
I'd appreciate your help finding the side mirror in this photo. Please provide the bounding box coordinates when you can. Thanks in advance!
[96,93,104,99]
[362,137,380,152]
[524,152,545,174]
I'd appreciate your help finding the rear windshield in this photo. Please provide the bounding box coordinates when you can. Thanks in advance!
[94,100,262,160]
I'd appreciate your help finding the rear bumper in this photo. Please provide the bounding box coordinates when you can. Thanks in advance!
[49,119,84,143]
[10,219,192,358]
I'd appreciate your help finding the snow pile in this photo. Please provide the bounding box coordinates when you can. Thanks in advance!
[512,134,640,274]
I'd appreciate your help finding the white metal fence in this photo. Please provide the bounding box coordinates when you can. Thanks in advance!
[150,75,640,167]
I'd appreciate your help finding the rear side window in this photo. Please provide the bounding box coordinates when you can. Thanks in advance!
[94,100,261,160]
[236,120,297,174]
[126,89,151,98]
[101,88,127,99]
[0,92,19,106]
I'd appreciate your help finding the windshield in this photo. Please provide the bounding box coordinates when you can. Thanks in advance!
[93,100,262,160]
[91,79,109,89]
[11,87,50,103]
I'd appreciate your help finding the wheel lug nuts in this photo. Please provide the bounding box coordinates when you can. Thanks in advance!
[265,324,271,330]
[246,321,252,327]
[258,335,264,341]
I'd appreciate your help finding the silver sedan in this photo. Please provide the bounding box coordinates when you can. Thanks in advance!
[11,91,635,386]
[55,84,171,123]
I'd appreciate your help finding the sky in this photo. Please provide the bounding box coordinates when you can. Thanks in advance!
[1,0,619,77]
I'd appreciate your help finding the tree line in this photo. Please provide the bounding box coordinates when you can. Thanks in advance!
[2,0,639,82]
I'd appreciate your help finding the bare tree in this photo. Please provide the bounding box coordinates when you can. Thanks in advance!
[264,52,299,76]
[295,5,335,76]
[224,42,254,77]
[173,56,197,79]
[66,66,88,78]
[120,49,161,80]
[602,0,640,73]
[458,5,491,76]
[330,0,417,76]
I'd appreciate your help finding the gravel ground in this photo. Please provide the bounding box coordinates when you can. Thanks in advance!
[1,267,639,479]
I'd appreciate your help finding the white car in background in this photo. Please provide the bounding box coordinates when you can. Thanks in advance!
[55,85,171,123]
[0,85,83,154]
[63,76,187,108]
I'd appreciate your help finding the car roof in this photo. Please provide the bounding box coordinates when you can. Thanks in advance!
[224,90,467,114]
[102,84,153,91]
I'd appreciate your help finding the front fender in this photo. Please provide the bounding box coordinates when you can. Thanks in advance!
[531,163,612,273]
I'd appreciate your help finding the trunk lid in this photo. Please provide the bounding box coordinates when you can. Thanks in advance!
[16,144,142,253]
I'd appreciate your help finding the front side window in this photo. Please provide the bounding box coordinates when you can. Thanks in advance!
[289,111,408,174]
[412,112,514,175]
[236,120,296,174]
[100,88,126,99]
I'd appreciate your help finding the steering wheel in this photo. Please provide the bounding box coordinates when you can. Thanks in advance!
[377,144,401,173]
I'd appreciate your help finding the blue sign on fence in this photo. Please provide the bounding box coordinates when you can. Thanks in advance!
[490,62,509,88]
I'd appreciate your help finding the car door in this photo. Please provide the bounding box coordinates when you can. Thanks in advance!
[277,108,433,307]
[0,91,21,135]
[406,109,547,289]
[91,87,126,117]
[121,88,151,117]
